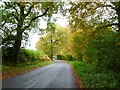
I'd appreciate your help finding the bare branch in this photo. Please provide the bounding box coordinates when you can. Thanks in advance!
[31,8,49,22]
[104,5,117,10]
[93,2,117,11]
[1,21,6,29]
[100,23,118,28]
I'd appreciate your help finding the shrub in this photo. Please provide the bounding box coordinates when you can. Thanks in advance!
[84,30,120,72]
[19,48,50,63]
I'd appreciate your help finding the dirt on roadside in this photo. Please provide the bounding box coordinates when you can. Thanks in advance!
[70,65,84,89]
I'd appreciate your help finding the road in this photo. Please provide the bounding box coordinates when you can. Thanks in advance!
[2,60,76,88]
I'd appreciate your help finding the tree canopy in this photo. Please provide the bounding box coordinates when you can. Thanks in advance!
[36,24,70,60]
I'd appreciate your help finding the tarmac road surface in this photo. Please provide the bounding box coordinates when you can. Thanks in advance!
[2,60,76,89]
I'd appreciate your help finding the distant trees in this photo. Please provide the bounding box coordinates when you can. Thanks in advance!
[36,24,69,60]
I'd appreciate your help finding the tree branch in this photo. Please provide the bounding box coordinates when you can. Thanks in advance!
[93,2,117,11]
[1,21,6,29]
[23,7,49,30]
[103,5,117,10]
[100,23,118,28]
[31,8,49,22]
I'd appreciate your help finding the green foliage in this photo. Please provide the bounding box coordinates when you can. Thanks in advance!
[2,61,54,75]
[2,65,12,71]
[19,49,50,63]
[84,29,120,72]
[3,48,51,66]
[70,61,120,88]
[36,25,70,58]
[56,54,75,61]
[66,25,120,72]
[1,1,120,85]
[64,55,75,61]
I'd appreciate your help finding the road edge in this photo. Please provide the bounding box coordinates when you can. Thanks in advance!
[1,62,54,80]
[70,64,84,89]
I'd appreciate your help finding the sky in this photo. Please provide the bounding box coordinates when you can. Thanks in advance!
[26,15,69,50]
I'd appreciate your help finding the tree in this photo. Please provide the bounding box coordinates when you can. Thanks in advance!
[36,24,69,60]
[62,1,120,64]
[46,22,56,60]
[1,1,62,63]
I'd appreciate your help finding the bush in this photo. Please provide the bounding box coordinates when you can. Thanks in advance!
[40,56,51,61]
[19,48,51,63]
[65,55,75,61]
[83,30,120,72]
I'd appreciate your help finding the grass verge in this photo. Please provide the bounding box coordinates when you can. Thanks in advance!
[69,61,120,88]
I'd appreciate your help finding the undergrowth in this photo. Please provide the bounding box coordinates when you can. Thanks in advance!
[69,61,120,88]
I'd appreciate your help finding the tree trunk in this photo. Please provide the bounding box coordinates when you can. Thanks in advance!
[12,4,24,64]
[12,31,22,63]
[50,39,53,61]
[50,51,53,61]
